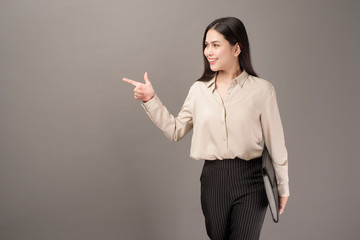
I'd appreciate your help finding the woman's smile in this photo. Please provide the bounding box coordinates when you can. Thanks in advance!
[208,58,218,64]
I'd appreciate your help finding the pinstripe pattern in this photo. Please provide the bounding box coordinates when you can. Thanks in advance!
[200,157,268,240]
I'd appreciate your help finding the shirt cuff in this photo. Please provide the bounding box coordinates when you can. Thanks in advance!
[141,94,160,112]
[278,183,290,197]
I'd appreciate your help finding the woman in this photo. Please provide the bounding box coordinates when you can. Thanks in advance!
[123,17,289,240]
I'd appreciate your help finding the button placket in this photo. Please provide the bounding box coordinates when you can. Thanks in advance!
[226,81,235,98]
[213,91,224,107]
[222,108,227,142]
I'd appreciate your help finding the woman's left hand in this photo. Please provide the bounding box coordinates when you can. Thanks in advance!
[279,196,289,215]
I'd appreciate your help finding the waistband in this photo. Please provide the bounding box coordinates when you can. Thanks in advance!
[204,156,262,169]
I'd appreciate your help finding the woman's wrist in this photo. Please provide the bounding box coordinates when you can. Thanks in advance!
[143,94,155,103]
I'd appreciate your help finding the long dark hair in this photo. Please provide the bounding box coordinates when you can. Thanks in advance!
[197,17,258,82]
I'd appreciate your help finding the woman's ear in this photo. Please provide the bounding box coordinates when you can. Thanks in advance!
[234,43,241,57]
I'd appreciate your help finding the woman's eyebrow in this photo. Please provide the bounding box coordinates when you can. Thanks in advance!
[205,40,220,44]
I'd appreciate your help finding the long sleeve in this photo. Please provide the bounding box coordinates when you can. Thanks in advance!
[140,87,194,142]
[260,86,289,197]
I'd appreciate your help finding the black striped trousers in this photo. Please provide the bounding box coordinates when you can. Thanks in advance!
[200,157,268,240]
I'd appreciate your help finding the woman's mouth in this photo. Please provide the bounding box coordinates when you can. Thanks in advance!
[208,58,217,65]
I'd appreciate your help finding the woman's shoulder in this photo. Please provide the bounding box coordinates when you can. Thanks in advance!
[247,75,276,94]
[179,80,205,100]
[188,79,211,91]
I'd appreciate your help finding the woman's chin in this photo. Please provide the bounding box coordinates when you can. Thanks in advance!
[210,65,219,72]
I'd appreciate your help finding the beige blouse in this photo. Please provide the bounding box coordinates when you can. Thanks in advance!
[141,70,289,196]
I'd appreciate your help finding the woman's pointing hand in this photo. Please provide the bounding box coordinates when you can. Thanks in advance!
[123,72,155,102]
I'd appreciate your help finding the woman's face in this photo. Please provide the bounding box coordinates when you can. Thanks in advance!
[204,28,240,72]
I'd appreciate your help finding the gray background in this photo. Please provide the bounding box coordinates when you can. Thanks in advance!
[1,0,359,239]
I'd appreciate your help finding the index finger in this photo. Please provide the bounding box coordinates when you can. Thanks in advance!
[122,78,140,87]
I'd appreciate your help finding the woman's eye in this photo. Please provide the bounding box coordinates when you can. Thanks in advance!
[214,44,219,47]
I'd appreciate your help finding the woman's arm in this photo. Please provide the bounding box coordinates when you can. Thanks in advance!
[260,85,289,213]
[123,72,193,142]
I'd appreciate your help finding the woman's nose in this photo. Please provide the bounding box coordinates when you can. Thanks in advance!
[205,47,213,56]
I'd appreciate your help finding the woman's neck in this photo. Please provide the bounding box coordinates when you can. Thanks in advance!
[216,68,242,83]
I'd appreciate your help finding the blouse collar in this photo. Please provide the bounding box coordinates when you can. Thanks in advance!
[206,70,249,93]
